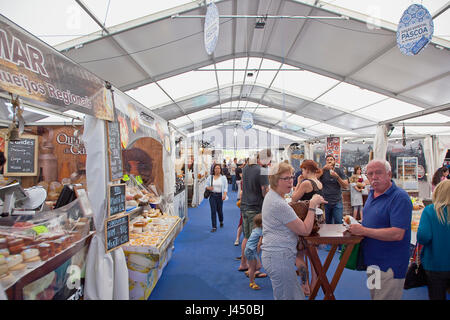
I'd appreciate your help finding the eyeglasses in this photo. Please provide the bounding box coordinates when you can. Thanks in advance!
[279,176,295,181]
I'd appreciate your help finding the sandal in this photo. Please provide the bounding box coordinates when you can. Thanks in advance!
[249,282,261,290]
[234,240,239,246]
[245,271,267,278]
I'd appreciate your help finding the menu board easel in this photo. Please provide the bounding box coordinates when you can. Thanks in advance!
[4,134,38,176]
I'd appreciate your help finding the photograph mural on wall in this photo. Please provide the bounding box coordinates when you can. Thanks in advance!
[113,91,169,195]
[313,139,427,181]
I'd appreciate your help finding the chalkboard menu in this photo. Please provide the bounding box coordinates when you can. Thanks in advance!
[106,121,124,181]
[4,135,38,176]
[105,214,129,253]
[108,183,126,217]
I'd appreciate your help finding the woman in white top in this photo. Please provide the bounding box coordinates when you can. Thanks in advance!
[206,164,228,232]
[349,165,369,220]
[261,162,326,300]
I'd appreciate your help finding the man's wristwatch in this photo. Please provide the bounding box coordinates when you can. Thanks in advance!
[308,208,316,213]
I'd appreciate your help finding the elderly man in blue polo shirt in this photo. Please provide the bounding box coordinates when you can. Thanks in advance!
[349,160,412,300]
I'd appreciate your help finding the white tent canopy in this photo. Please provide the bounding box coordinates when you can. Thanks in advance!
[1,0,450,143]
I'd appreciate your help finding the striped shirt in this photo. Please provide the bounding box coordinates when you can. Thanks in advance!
[261,189,299,255]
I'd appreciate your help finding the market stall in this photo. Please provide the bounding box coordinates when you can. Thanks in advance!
[0,14,182,300]
[0,14,108,299]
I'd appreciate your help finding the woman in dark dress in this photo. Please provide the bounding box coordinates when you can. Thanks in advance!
[291,160,323,296]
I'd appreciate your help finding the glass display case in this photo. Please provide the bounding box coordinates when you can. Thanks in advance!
[396,157,418,190]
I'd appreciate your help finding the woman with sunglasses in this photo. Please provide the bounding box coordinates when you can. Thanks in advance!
[261,162,326,300]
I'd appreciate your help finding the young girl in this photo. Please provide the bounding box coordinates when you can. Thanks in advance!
[244,214,265,290]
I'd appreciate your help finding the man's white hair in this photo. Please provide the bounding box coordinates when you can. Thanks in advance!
[368,159,391,173]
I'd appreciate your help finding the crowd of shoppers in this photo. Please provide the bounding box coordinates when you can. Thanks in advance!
[208,151,448,300]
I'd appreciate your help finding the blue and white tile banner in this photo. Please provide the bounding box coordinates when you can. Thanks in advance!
[241,111,254,130]
[397,4,434,56]
[204,2,219,55]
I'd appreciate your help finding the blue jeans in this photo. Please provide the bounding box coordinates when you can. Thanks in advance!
[231,175,237,191]
[209,193,223,228]
[325,201,343,224]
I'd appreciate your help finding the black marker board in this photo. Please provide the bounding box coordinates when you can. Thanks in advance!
[106,121,124,181]
[4,135,38,176]
[108,183,126,217]
[105,214,129,253]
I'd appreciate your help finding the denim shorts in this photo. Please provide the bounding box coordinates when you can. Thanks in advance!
[244,248,259,261]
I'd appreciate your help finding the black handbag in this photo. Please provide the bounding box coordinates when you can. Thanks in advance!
[204,176,213,199]
[404,243,427,289]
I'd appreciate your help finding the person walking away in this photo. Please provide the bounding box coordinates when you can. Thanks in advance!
[417,179,450,300]
[431,166,449,192]
[320,155,348,225]
[234,162,244,246]
[349,160,412,300]
[261,162,327,300]
[205,164,228,232]
[244,213,265,290]
[349,165,367,221]
[230,158,238,191]
[238,150,271,272]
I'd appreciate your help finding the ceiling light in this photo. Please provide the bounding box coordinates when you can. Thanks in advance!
[255,19,266,29]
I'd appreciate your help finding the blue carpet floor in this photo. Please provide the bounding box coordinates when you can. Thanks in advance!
[150,185,444,300]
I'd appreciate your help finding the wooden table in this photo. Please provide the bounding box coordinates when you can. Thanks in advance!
[303,224,363,300]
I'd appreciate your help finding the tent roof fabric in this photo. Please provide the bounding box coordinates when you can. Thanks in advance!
[2,0,450,141]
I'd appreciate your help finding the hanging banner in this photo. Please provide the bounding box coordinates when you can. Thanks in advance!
[241,111,253,130]
[204,2,220,55]
[290,144,304,170]
[397,4,434,56]
[326,137,342,167]
[0,15,113,121]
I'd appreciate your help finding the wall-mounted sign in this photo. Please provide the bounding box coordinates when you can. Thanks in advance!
[397,4,434,56]
[4,134,38,176]
[0,16,113,120]
[106,121,124,181]
[204,2,220,55]
[56,132,86,155]
[107,183,126,218]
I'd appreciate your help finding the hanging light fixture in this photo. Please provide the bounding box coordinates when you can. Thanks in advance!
[402,124,406,147]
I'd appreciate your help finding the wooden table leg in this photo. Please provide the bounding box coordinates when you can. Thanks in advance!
[330,243,354,293]
[306,244,336,300]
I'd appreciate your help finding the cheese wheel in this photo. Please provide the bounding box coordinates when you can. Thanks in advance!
[9,263,26,271]
[6,254,23,268]
[22,248,39,260]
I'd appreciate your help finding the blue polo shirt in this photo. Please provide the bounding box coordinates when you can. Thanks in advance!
[361,180,412,279]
